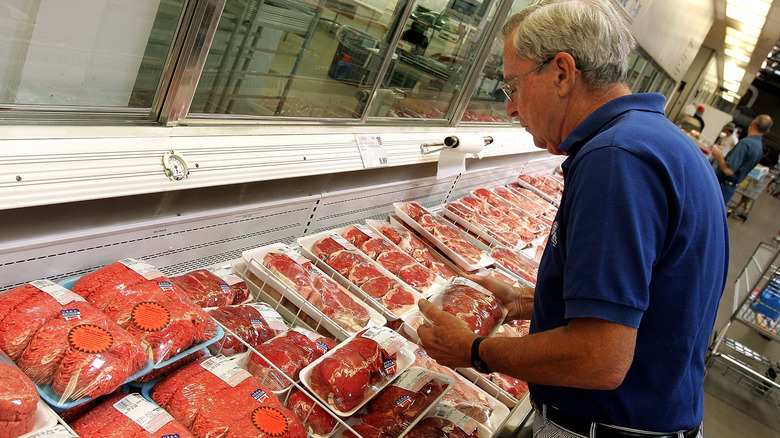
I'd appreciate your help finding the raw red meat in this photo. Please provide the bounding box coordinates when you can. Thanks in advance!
[360,276,399,299]
[286,388,337,436]
[405,203,483,265]
[361,237,399,260]
[376,225,457,280]
[170,269,235,308]
[152,357,306,438]
[72,262,218,364]
[438,284,503,336]
[0,362,38,438]
[70,393,195,438]
[489,373,529,399]
[490,247,539,284]
[206,304,286,356]
[264,253,318,300]
[518,175,561,199]
[311,237,345,261]
[308,333,396,413]
[246,329,337,391]
[342,225,372,248]
[0,282,149,401]
[446,202,528,247]
[327,251,366,276]
[406,416,479,438]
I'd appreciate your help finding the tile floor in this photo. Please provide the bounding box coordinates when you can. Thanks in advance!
[702,187,780,436]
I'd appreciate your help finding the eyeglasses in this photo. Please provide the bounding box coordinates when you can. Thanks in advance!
[501,57,554,102]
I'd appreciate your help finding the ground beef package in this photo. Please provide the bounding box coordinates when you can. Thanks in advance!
[0,361,39,438]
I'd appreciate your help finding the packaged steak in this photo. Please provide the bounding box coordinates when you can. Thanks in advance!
[444,199,531,248]
[427,278,505,337]
[302,326,413,415]
[0,280,149,403]
[285,388,338,437]
[339,224,440,294]
[70,393,194,438]
[206,303,287,356]
[255,244,381,334]
[208,265,252,304]
[170,269,236,308]
[343,367,452,438]
[0,361,39,438]
[245,328,338,391]
[151,356,306,438]
[367,219,457,281]
[489,247,539,285]
[69,258,219,366]
[406,404,483,438]
[484,324,529,400]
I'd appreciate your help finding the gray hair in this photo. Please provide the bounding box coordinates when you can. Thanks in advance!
[501,0,636,87]
[754,114,773,134]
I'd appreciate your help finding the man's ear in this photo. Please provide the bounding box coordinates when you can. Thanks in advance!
[552,52,578,97]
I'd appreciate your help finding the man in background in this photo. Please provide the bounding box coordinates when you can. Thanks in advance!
[711,114,773,203]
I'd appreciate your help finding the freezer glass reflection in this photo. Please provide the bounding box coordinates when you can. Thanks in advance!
[0,0,183,109]
[191,0,408,118]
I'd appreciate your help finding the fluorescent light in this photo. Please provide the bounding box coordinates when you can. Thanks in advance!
[723,80,741,92]
[725,36,756,51]
[724,49,751,64]
[722,94,736,102]
[726,4,767,29]
[727,0,771,18]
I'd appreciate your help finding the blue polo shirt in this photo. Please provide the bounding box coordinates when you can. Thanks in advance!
[529,93,728,431]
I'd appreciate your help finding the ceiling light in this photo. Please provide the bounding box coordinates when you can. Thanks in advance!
[726,26,759,45]
[722,94,736,102]
[726,4,767,29]
[727,0,771,18]
[724,49,752,64]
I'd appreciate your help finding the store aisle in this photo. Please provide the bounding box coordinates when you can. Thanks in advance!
[703,189,780,436]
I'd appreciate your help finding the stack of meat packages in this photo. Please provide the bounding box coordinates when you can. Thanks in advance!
[262,250,374,333]
[508,183,558,226]
[169,268,251,307]
[70,259,218,366]
[403,203,483,266]
[0,280,149,402]
[518,174,563,203]
[310,236,417,316]
[151,356,307,438]
[70,393,194,438]
[479,323,530,400]
[489,247,539,286]
[205,303,287,356]
[372,223,457,281]
[0,361,39,437]
[406,404,482,438]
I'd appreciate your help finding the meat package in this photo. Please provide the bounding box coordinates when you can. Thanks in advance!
[69,259,219,366]
[508,183,557,212]
[206,303,287,356]
[0,280,150,403]
[406,403,484,438]
[471,189,544,240]
[339,225,439,294]
[486,324,529,400]
[303,234,420,318]
[246,328,338,391]
[286,388,338,436]
[169,269,238,307]
[517,175,562,201]
[70,393,194,438]
[343,367,452,438]
[0,361,39,438]
[428,279,505,336]
[302,326,413,415]
[253,245,381,334]
[367,220,457,281]
[489,247,539,285]
[407,343,507,431]
[396,202,490,270]
[444,199,531,248]
[151,356,307,438]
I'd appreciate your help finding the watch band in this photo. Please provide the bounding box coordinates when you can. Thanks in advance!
[471,336,491,374]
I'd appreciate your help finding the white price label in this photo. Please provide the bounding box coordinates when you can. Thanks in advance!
[355,134,389,168]
[432,404,479,434]
[114,393,173,433]
[120,258,164,280]
[359,326,404,355]
[30,280,85,305]
[392,368,433,392]
[210,266,243,286]
[249,305,287,332]
[200,357,252,387]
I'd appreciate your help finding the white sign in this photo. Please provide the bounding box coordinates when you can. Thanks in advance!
[355,134,389,168]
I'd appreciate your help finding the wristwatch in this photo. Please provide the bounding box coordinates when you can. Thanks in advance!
[471,336,491,374]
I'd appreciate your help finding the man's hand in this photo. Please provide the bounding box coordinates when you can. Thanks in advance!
[416,299,475,369]
[710,144,723,160]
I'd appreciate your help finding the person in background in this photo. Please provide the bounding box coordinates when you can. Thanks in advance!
[718,122,739,156]
[417,0,727,437]
[693,105,706,132]
[711,114,773,203]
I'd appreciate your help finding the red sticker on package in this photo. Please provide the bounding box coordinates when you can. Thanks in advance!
[251,406,289,437]
[68,324,114,354]
[131,301,171,332]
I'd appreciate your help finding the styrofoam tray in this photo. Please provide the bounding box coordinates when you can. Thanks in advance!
[297,231,424,320]
[58,277,225,369]
[393,202,493,271]
[411,402,494,438]
[331,223,448,297]
[426,277,507,337]
[334,366,455,438]
[242,243,386,340]
[299,327,415,416]
[457,367,526,408]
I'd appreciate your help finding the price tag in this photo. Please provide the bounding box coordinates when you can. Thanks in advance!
[114,393,174,433]
[359,326,404,355]
[200,357,251,387]
[355,134,389,168]
[120,258,164,280]
[30,280,85,305]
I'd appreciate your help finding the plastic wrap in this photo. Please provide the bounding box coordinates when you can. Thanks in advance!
[366,219,458,281]
[0,281,149,403]
[0,361,39,438]
[406,404,487,438]
[444,200,531,249]
[427,278,505,337]
[341,367,453,438]
[301,327,413,415]
[245,328,338,392]
[489,247,539,286]
[206,303,288,356]
[151,356,307,438]
[69,259,219,365]
[169,269,235,308]
[69,393,194,438]
[208,265,252,304]
[286,388,339,437]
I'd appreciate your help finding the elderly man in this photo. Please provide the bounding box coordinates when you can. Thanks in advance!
[418,0,727,436]
[711,114,773,203]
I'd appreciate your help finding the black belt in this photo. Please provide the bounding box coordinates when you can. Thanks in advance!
[531,400,700,438]
[723,180,737,187]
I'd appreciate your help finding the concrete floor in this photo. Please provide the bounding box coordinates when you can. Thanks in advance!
[703,187,780,436]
